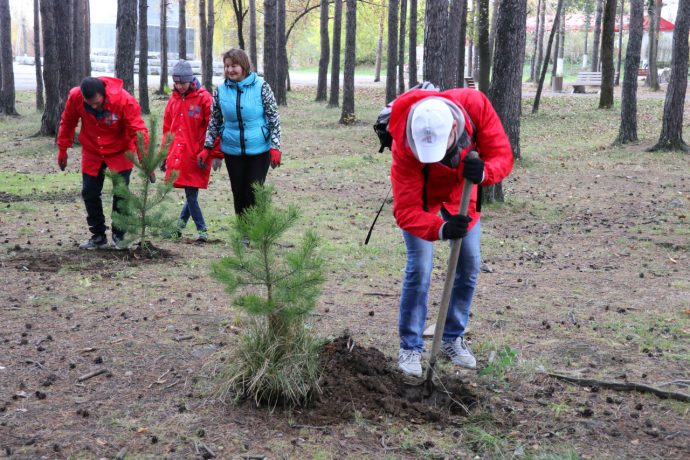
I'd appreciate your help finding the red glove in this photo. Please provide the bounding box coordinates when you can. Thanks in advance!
[197,149,211,169]
[57,149,68,171]
[269,148,281,169]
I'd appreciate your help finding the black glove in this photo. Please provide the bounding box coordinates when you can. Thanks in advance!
[462,155,485,184]
[160,159,166,172]
[441,214,472,240]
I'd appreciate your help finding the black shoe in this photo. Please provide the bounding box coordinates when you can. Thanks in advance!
[79,234,108,250]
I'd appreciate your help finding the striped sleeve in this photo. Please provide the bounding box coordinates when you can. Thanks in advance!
[204,89,224,149]
[261,82,281,150]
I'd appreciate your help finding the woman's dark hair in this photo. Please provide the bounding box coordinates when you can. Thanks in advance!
[80,77,105,99]
[222,48,252,76]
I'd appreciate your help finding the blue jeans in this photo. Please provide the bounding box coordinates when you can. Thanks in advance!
[398,219,481,351]
[179,187,206,231]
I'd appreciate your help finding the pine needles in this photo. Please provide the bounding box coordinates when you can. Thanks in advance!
[109,115,177,252]
[211,185,326,409]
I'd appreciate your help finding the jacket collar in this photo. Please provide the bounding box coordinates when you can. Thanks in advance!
[225,72,258,89]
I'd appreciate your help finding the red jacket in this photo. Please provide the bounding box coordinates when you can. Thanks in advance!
[57,77,149,176]
[389,88,514,241]
[162,80,221,189]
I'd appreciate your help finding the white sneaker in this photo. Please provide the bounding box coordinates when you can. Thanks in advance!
[441,337,477,369]
[398,349,423,377]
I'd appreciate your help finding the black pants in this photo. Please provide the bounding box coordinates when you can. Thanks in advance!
[82,162,131,238]
[224,152,270,216]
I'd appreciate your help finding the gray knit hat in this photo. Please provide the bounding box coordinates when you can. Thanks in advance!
[172,60,194,83]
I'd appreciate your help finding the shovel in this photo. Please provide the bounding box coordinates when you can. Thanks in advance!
[424,150,479,394]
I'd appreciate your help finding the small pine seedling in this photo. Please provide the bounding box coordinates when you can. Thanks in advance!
[211,184,326,408]
[109,115,177,252]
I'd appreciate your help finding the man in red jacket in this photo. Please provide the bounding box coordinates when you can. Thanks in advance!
[389,88,514,377]
[57,76,149,249]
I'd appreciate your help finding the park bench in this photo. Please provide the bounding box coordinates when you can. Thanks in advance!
[464,77,476,89]
[572,71,618,93]
[638,68,649,78]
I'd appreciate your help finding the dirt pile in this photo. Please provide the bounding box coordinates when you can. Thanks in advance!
[300,335,478,425]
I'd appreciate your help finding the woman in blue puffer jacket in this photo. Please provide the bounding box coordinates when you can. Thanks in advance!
[202,48,282,222]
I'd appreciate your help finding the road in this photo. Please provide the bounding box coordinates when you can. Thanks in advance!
[12,63,383,91]
[13,62,686,100]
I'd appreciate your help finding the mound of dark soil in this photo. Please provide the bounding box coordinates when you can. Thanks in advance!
[0,191,78,204]
[300,336,478,425]
[4,246,174,272]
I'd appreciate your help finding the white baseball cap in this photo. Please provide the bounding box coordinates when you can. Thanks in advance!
[409,98,454,163]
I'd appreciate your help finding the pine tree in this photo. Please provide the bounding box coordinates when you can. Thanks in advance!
[109,116,177,253]
[211,185,325,408]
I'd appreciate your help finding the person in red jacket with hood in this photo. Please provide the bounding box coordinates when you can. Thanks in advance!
[161,60,222,242]
[57,76,149,250]
[389,88,513,377]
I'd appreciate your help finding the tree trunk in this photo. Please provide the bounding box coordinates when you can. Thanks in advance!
[472,5,479,80]
[116,0,137,95]
[477,0,490,92]
[646,0,660,90]
[467,4,473,76]
[558,8,560,59]
[205,0,214,89]
[374,8,384,82]
[339,0,356,124]
[0,0,17,115]
[532,0,564,113]
[40,0,71,136]
[139,0,150,114]
[536,0,545,74]
[489,0,525,160]
[55,1,75,97]
[457,0,468,87]
[178,0,186,59]
[445,0,462,88]
[316,0,330,101]
[275,0,287,105]
[72,0,84,79]
[599,0,616,108]
[328,0,343,107]
[385,0,399,102]
[583,0,592,65]
[615,0,624,85]
[84,0,91,75]
[551,14,560,79]
[39,0,58,134]
[158,0,168,93]
[397,0,407,94]
[487,0,526,202]
[616,0,643,144]
[408,0,417,87]
[33,0,44,111]
[264,0,277,90]
[249,0,257,71]
[231,0,246,51]
[199,0,207,83]
[488,0,499,60]
[649,0,689,151]
[592,0,603,70]
[423,0,447,88]
[529,0,541,82]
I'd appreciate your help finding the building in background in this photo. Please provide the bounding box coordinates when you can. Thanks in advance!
[90,0,194,58]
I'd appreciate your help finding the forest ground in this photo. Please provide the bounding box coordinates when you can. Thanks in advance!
[0,84,688,459]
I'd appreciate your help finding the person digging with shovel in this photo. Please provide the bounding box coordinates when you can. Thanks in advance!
[389,89,513,377]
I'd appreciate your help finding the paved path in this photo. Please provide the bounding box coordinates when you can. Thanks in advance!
[13,62,687,100]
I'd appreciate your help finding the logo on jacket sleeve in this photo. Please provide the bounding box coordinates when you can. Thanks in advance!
[188,104,202,118]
